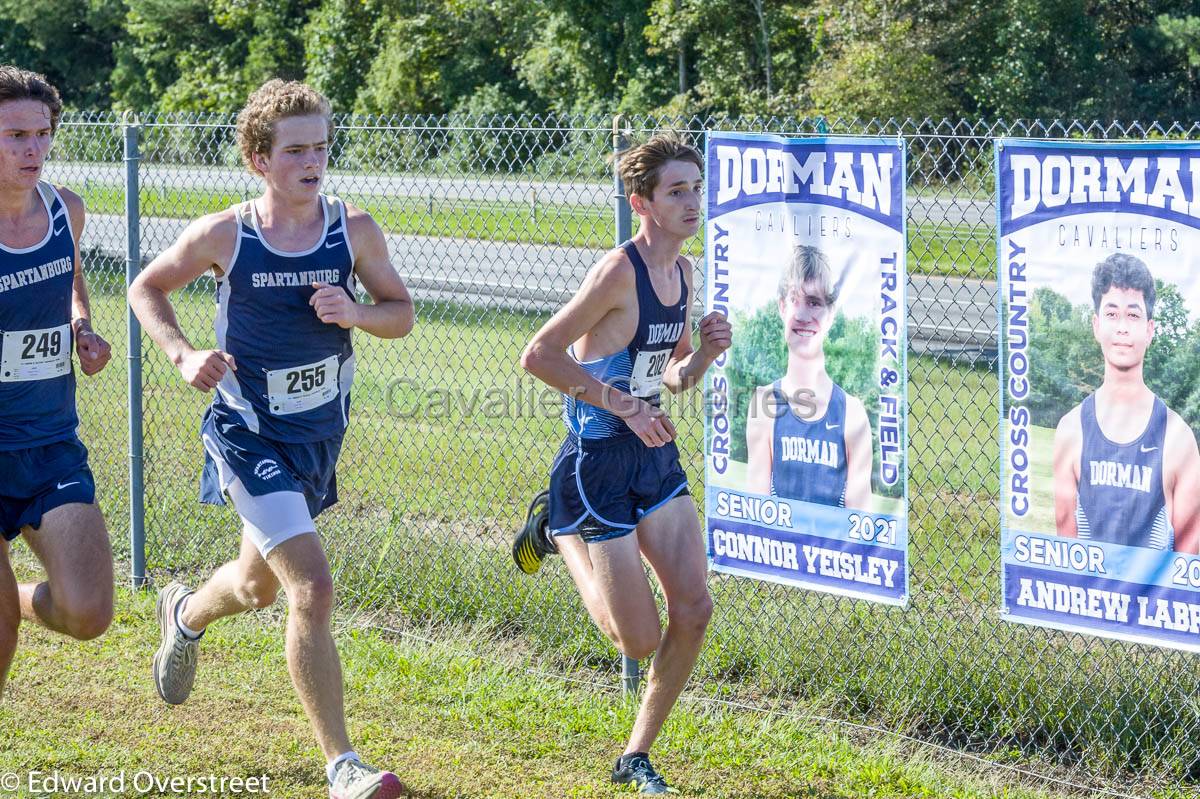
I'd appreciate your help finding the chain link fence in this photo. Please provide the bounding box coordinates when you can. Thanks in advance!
[49,112,1200,797]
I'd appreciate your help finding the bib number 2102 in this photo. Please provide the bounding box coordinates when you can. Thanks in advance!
[629,348,671,398]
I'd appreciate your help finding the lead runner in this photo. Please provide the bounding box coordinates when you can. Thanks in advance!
[128,79,414,799]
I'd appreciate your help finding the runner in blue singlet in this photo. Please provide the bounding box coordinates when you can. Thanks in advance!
[128,80,413,799]
[0,65,114,699]
[513,134,731,794]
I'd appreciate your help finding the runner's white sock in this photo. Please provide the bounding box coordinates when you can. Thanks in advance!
[175,596,204,640]
[327,751,360,783]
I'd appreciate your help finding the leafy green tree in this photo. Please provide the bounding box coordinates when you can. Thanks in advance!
[1026,287,1100,427]
[302,0,383,112]
[357,0,538,116]
[1157,14,1200,110]
[805,16,953,119]
[517,0,670,114]
[354,10,449,114]
[113,0,315,112]
[0,0,126,109]
[725,304,787,465]
[645,0,814,117]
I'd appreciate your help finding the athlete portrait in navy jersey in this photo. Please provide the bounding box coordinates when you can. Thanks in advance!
[745,245,872,509]
[1052,254,1200,553]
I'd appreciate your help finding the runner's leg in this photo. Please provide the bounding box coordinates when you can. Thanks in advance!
[265,531,352,760]
[18,502,113,641]
[0,540,19,699]
[623,496,712,755]
[558,532,663,661]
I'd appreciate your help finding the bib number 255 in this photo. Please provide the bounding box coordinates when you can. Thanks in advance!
[265,354,340,415]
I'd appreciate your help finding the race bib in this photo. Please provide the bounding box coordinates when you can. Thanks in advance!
[1,323,71,382]
[629,348,671,398]
[265,355,340,415]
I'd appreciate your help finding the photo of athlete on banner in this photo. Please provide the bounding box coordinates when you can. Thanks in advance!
[745,244,874,510]
[998,139,1200,651]
[705,132,908,605]
[1053,254,1200,550]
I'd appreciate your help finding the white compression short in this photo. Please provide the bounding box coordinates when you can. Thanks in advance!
[226,477,315,558]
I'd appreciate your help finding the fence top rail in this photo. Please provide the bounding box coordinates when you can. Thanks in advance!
[57,112,1200,139]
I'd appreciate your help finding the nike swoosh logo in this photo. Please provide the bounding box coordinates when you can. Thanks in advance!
[324,239,341,249]
[826,423,840,430]
[1140,445,1158,453]
[56,481,80,490]
[53,225,67,236]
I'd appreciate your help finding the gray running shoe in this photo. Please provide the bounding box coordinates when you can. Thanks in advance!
[329,758,407,799]
[152,581,200,705]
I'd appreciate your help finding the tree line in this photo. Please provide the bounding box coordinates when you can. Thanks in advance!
[2,0,1198,121]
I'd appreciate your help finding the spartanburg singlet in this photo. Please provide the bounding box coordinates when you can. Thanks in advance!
[0,182,77,450]
[209,196,356,443]
[563,241,688,440]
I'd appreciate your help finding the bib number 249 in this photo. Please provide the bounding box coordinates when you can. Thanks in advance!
[1,323,72,382]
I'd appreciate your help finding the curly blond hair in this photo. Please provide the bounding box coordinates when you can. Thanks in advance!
[0,65,62,132]
[618,132,702,200]
[236,79,333,175]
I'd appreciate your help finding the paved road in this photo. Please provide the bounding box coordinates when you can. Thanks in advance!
[46,162,993,228]
[82,213,996,356]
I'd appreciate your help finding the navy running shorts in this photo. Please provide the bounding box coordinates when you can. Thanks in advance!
[200,409,342,519]
[0,436,95,541]
[547,433,689,543]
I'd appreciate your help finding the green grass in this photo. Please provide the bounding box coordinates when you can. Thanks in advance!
[66,280,1200,793]
[74,183,996,278]
[0,583,1137,799]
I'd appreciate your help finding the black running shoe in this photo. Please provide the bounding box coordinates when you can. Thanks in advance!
[611,753,678,794]
[512,488,555,574]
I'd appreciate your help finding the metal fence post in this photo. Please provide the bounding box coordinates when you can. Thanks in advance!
[123,112,147,590]
[611,114,641,697]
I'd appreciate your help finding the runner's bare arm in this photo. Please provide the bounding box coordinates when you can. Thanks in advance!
[312,205,413,338]
[663,257,731,394]
[1165,413,1200,555]
[1052,408,1082,538]
[843,395,873,510]
[746,385,773,495]
[59,188,111,376]
[128,211,238,391]
[521,250,674,447]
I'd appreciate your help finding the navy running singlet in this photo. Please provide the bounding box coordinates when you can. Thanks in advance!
[1075,392,1172,549]
[0,182,77,450]
[563,241,688,440]
[770,381,848,506]
[210,197,356,443]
